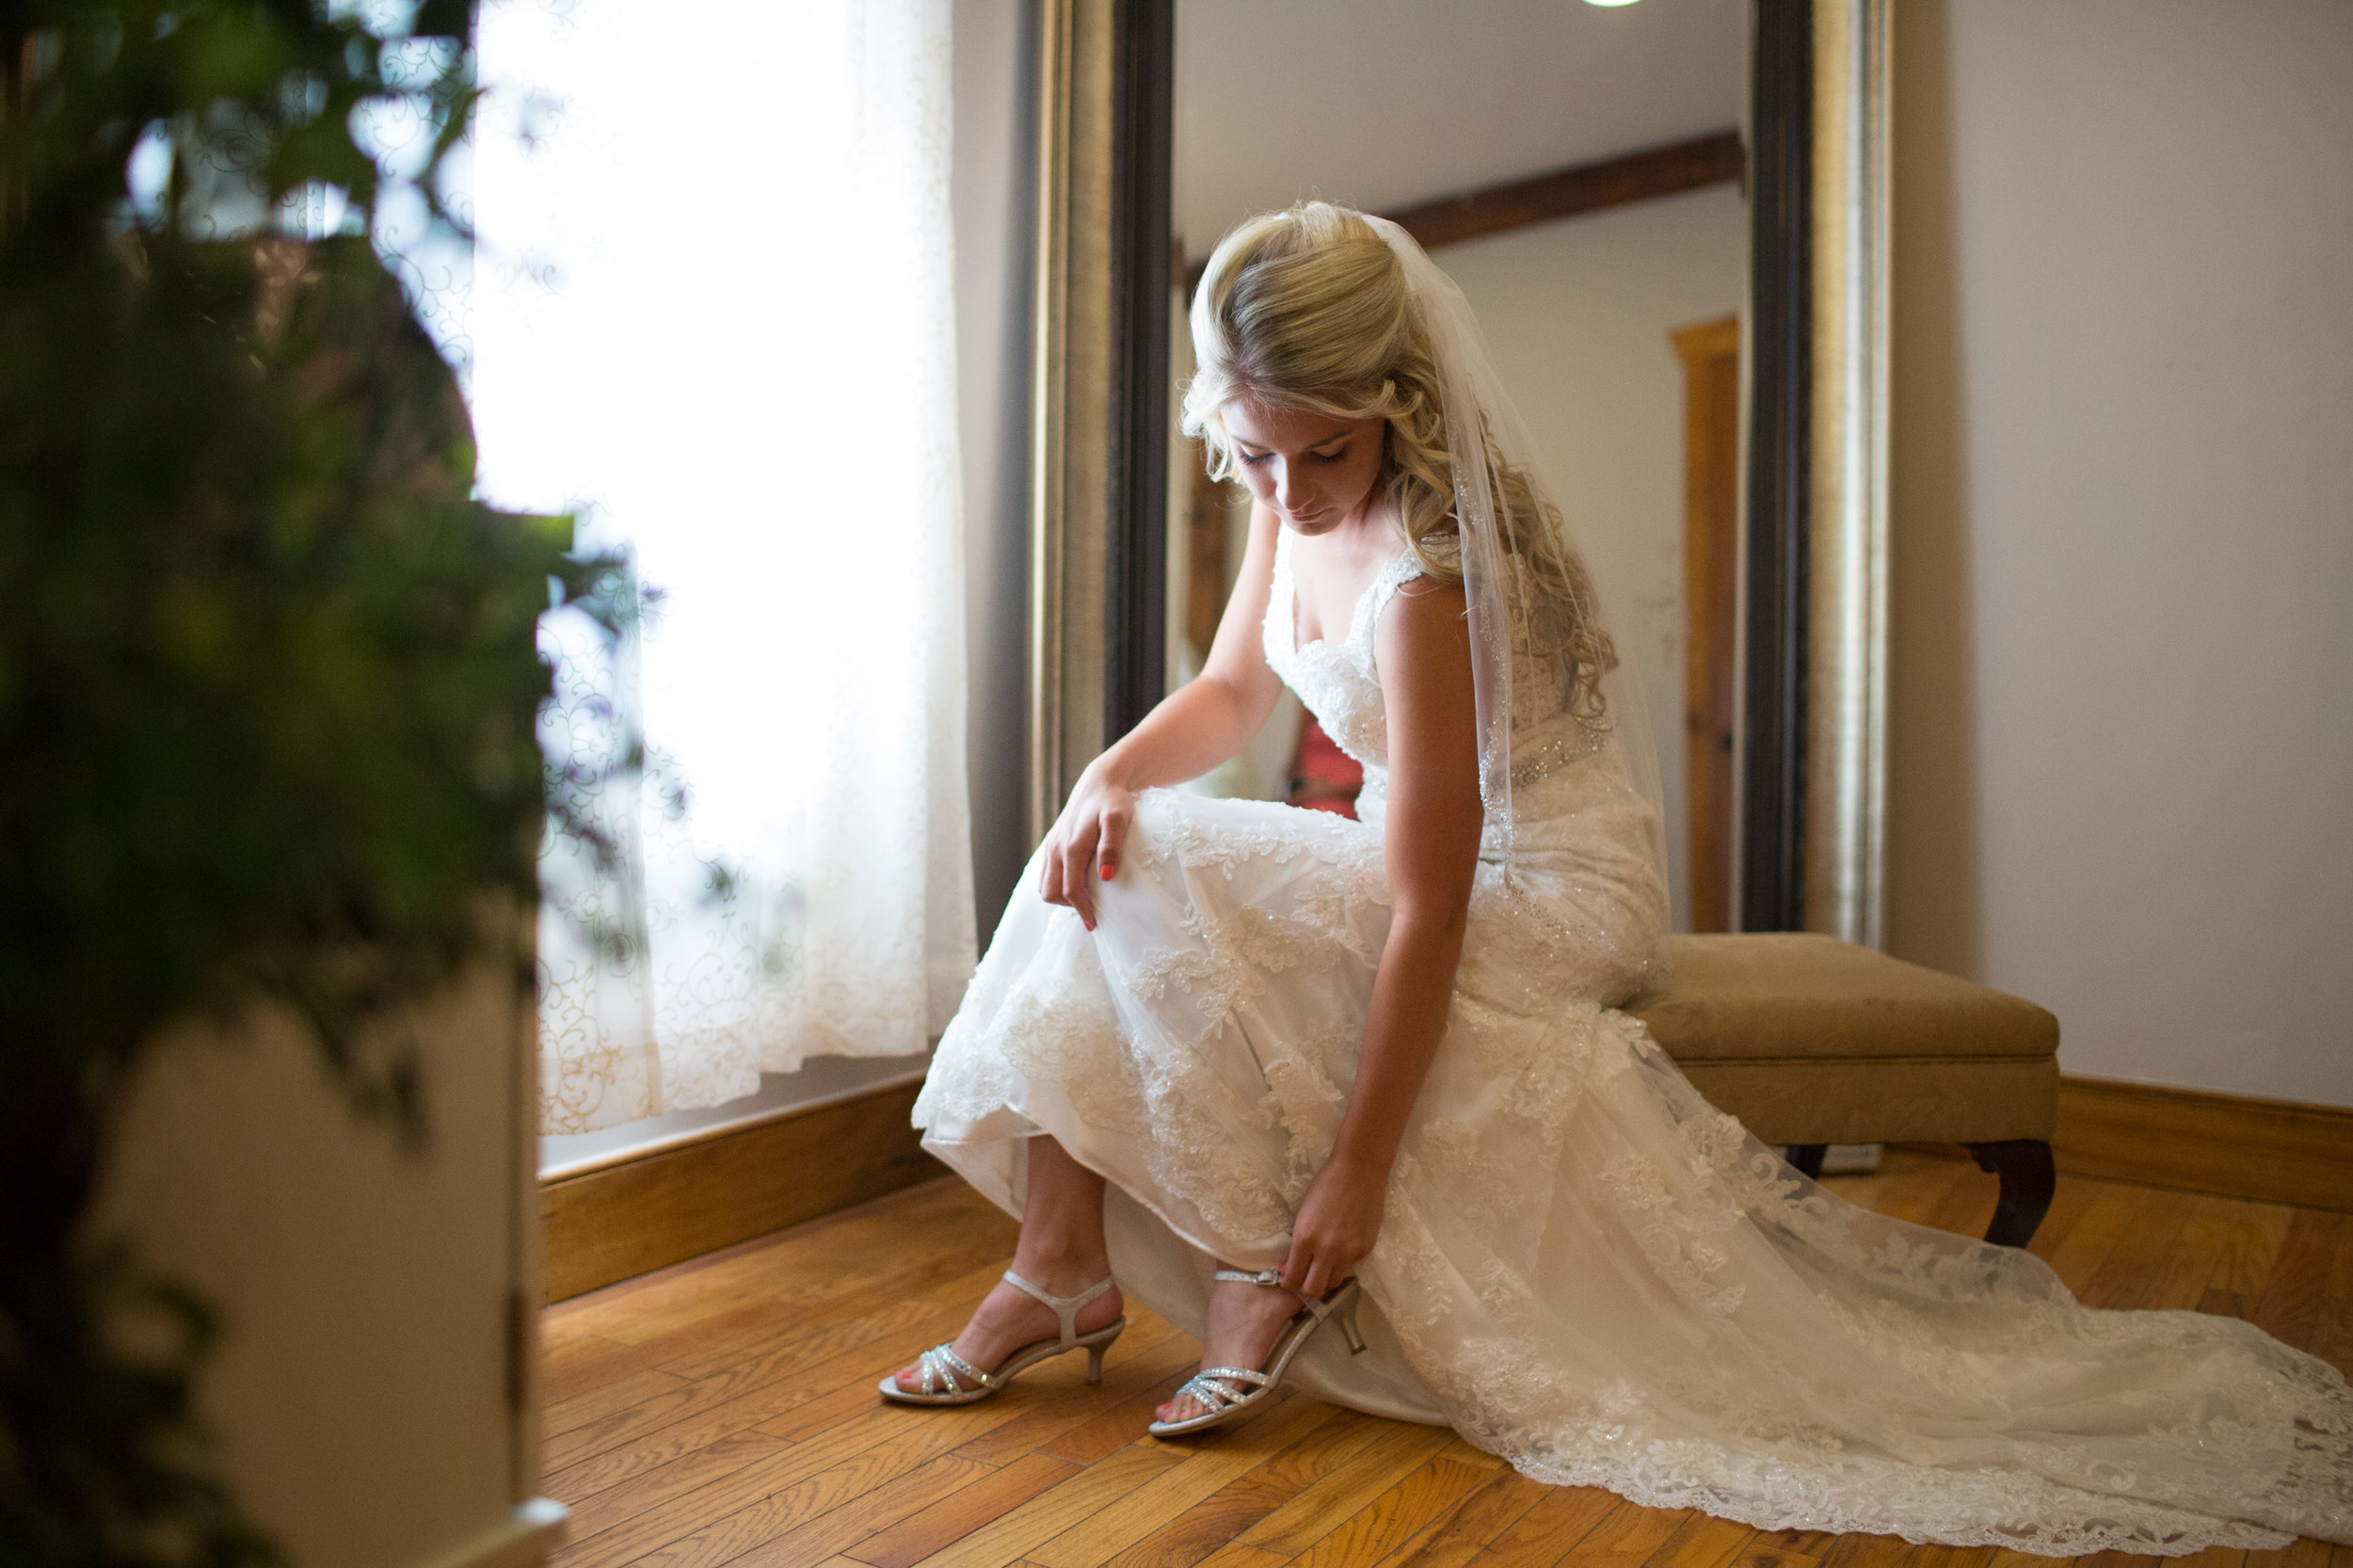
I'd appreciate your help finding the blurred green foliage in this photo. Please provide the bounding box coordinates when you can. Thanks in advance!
[0,3,613,1560]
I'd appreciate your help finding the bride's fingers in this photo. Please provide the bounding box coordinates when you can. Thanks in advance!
[1041,839,1069,907]
[1282,1241,1322,1302]
[1062,824,1100,928]
[1096,801,1132,882]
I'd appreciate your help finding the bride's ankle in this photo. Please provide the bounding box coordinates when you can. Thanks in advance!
[1006,1249,1113,1295]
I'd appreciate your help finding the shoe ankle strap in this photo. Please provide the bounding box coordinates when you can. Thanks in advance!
[1001,1270,1114,1345]
[1213,1268,1292,1287]
[1213,1268,1348,1319]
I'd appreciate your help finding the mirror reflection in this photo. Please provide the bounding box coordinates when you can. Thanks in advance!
[1165,0,1748,933]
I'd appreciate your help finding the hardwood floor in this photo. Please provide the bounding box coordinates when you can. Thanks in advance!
[538,1151,2353,1568]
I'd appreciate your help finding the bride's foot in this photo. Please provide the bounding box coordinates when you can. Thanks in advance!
[891,1259,1124,1395]
[1154,1268,1314,1425]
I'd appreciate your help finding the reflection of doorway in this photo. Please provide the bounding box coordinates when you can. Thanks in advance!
[1673,315,1740,932]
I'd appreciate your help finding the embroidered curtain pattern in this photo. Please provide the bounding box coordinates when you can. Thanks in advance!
[472,0,975,1133]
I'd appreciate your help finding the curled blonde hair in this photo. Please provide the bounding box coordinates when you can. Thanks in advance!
[1181,201,1616,721]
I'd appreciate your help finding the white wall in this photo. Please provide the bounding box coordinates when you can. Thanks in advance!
[1887,0,2353,1107]
[1436,184,1750,932]
[97,981,533,1567]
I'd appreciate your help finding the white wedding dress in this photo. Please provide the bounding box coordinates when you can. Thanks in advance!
[914,526,2353,1555]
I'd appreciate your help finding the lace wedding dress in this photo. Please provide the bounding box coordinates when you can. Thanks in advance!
[913,523,2351,1554]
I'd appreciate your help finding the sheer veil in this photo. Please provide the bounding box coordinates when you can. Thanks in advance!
[1361,215,1672,900]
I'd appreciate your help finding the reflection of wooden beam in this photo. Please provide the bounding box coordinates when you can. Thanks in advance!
[1387,130,1745,251]
[1181,130,1746,294]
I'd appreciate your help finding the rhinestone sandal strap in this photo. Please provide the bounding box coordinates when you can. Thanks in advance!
[919,1342,997,1396]
[1212,1268,1288,1288]
[1172,1367,1266,1413]
[1001,1270,1115,1345]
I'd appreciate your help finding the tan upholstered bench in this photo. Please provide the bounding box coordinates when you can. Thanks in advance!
[1625,933,2060,1248]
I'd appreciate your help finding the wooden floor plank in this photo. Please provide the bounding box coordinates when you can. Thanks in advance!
[2038,1180,2150,1292]
[547,1295,971,1483]
[1548,1496,1692,1568]
[544,1331,667,1409]
[624,1441,1016,1568]
[2020,1175,2100,1267]
[2141,1197,2245,1312]
[1234,1418,1457,1556]
[2305,1208,2353,1380]
[723,1453,1000,1568]
[1031,1334,1224,1466]
[952,1320,1200,1467]
[1865,1158,1973,1229]
[554,1393,1036,1568]
[640,1449,1007,1562]
[1190,1545,1288,1568]
[849,1451,1081,1568]
[1025,1393,1335,1568]
[1374,1459,1534,1562]
[1725,1541,1823,1568]
[2206,1200,2297,1302]
[546,1367,696,1443]
[1284,1450,1495,1568]
[1913,1164,2001,1242]
[901,1443,1189,1568]
[551,1431,791,1545]
[1374,1466,1552,1568]
[2076,1188,2198,1310]
[1470,1483,1624,1568]
[2247,1210,2348,1353]
[1099,1409,1387,1568]
[1639,1512,1758,1568]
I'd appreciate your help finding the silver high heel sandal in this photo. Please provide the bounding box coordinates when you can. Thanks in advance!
[1147,1269,1367,1437]
[878,1271,1126,1406]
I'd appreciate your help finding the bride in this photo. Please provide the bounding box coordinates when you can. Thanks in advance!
[900,201,2351,1553]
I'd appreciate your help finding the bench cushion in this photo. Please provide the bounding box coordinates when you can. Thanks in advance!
[1627,933,2058,1063]
[1624,933,2060,1146]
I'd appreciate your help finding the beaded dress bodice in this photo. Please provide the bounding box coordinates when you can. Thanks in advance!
[1260,528,1614,851]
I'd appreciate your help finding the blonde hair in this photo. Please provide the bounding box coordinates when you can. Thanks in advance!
[1181,201,1616,721]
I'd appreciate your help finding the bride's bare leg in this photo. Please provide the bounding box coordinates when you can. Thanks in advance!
[893,1135,1125,1392]
[1154,1265,1310,1424]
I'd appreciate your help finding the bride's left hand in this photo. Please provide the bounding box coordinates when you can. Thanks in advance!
[1283,1150,1388,1301]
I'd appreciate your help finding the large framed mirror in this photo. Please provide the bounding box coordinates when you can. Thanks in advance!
[1026,0,1889,943]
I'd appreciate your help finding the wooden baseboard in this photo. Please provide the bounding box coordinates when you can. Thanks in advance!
[2051,1074,2353,1213]
[541,1080,944,1301]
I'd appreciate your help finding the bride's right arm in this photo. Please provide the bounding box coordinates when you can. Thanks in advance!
[1042,504,1284,927]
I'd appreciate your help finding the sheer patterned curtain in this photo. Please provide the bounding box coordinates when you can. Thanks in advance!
[472,0,975,1134]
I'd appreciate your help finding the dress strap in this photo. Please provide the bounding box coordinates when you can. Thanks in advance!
[1357,548,1429,670]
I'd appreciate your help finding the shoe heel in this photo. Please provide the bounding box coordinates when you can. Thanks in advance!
[1084,1342,1107,1385]
[1336,1296,1367,1356]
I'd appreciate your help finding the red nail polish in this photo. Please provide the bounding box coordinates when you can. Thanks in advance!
[1100,864,1114,880]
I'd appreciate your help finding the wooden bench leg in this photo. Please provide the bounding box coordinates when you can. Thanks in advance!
[1966,1140,2056,1249]
[1785,1144,1828,1179]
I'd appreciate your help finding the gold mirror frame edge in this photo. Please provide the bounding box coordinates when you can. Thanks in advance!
[1024,0,1114,849]
[1806,0,1892,948]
